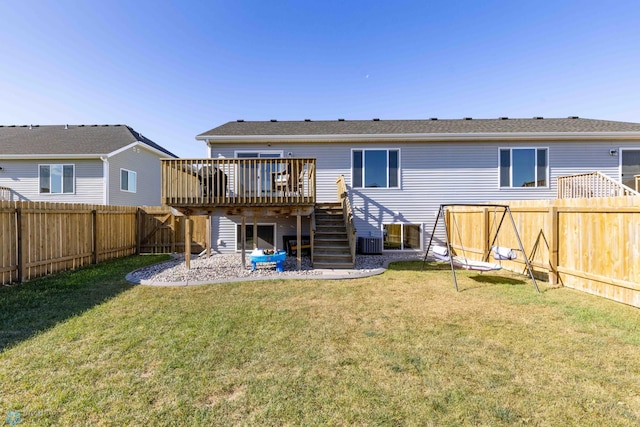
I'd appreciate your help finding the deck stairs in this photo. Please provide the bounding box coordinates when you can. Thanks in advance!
[312,202,354,269]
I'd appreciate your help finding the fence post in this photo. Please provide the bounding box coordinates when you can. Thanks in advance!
[92,209,98,264]
[16,207,25,282]
[136,208,142,255]
[548,205,558,286]
[481,207,489,261]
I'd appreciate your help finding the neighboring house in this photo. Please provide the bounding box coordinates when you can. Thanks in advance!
[162,117,640,262]
[0,124,177,205]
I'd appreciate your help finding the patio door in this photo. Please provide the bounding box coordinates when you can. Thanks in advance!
[236,224,276,251]
[621,149,640,191]
[236,151,282,195]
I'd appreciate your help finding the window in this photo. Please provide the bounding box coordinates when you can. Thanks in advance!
[353,149,400,188]
[39,164,74,194]
[499,148,548,188]
[236,224,276,251]
[383,223,421,250]
[621,149,640,190]
[120,169,137,192]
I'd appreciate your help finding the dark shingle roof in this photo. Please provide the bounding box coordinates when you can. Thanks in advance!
[198,117,640,139]
[0,124,177,157]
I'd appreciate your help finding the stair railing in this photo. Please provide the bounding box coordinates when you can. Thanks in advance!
[336,175,356,265]
[557,171,640,199]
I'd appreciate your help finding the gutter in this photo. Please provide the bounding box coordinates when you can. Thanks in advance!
[101,156,109,205]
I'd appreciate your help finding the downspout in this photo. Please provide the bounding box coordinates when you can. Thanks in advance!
[101,156,109,205]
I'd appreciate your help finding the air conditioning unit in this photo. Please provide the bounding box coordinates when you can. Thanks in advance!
[358,237,382,255]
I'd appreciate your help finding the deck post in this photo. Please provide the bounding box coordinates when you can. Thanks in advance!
[185,216,192,269]
[241,215,246,268]
[206,213,211,258]
[296,214,302,270]
[253,217,258,249]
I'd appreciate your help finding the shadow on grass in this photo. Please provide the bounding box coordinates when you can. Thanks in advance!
[0,254,169,353]
[468,274,527,286]
[387,261,452,272]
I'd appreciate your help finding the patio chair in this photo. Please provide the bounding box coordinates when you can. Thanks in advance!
[271,164,303,195]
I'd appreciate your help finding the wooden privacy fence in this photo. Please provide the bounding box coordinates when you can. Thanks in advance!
[1,202,209,285]
[0,201,137,284]
[446,197,640,308]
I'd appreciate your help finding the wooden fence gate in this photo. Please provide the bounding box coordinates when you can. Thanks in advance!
[137,206,208,254]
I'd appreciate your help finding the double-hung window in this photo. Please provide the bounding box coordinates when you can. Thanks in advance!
[352,149,400,188]
[39,164,74,194]
[499,148,548,188]
[120,169,137,192]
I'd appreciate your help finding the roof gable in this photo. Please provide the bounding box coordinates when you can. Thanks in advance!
[0,124,177,157]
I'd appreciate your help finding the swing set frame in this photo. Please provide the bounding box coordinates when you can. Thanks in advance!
[422,204,540,293]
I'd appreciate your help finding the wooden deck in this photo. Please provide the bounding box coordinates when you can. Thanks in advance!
[161,158,316,216]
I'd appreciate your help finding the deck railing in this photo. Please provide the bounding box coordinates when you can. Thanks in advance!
[336,175,357,265]
[161,158,316,207]
[0,186,10,201]
[557,171,639,199]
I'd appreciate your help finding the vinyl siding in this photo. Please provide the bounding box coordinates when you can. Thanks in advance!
[206,139,637,253]
[0,159,104,203]
[107,145,163,206]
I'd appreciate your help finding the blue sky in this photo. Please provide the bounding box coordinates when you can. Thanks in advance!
[1,0,640,158]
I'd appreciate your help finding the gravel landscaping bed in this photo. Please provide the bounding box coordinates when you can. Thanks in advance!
[129,252,426,284]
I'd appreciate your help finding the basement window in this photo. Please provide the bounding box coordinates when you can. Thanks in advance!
[382,223,421,250]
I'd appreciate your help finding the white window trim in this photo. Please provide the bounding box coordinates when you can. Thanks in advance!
[619,147,640,185]
[120,168,137,193]
[498,147,549,189]
[38,163,75,195]
[235,222,278,252]
[351,148,401,189]
[381,222,423,251]
[233,150,284,158]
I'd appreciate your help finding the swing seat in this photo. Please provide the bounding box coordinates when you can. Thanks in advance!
[432,245,451,261]
[432,246,502,271]
[492,246,517,261]
[452,257,502,272]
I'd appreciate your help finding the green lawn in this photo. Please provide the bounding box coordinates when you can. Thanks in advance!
[1,257,639,426]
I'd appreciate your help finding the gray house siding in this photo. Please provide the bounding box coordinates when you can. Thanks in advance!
[107,145,164,206]
[0,159,104,203]
[205,139,636,254]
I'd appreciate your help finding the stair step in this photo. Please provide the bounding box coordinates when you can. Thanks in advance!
[313,263,354,269]
[314,247,351,255]
[313,254,354,263]
[313,239,349,248]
